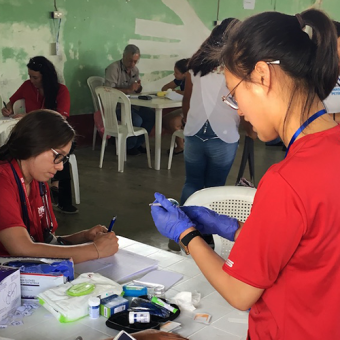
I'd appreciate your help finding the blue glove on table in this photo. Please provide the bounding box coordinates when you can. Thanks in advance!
[151,192,195,243]
[180,206,239,241]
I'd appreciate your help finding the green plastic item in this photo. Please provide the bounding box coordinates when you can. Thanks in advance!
[66,282,96,296]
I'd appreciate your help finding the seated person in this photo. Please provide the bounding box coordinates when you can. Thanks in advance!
[0,110,119,263]
[105,44,155,156]
[1,56,77,214]
[162,59,189,155]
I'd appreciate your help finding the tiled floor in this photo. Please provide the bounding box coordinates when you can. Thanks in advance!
[55,131,285,251]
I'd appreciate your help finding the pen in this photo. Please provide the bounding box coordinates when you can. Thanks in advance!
[3,101,7,109]
[149,203,161,206]
[108,216,117,232]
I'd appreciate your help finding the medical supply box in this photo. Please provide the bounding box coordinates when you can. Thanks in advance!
[0,265,21,322]
[0,256,74,302]
[100,294,129,318]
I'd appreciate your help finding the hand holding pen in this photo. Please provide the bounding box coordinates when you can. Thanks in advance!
[108,216,117,232]
[2,101,13,117]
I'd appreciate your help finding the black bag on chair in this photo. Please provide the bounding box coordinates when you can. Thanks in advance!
[235,136,256,188]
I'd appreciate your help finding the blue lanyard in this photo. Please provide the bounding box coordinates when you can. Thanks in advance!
[285,109,327,158]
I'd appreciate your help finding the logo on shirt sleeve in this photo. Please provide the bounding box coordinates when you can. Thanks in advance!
[225,258,234,268]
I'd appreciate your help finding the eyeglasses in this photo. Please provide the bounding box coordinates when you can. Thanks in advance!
[51,148,69,165]
[222,60,281,110]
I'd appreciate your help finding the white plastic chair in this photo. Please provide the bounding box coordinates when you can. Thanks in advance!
[95,86,152,172]
[69,154,80,204]
[87,76,105,150]
[167,129,184,170]
[184,186,256,259]
[13,99,26,114]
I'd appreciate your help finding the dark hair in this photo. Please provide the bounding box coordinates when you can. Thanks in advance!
[221,9,338,123]
[123,44,140,56]
[174,58,189,74]
[27,56,60,111]
[188,18,238,77]
[334,21,340,37]
[0,110,75,162]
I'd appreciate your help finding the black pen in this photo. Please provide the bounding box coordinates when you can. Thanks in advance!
[3,101,7,109]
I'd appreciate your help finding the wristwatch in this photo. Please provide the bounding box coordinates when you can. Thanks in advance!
[179,230,202,255]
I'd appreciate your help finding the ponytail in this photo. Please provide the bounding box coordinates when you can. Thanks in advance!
[300,9,338,101]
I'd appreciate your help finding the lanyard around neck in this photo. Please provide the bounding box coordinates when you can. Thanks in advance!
[285,109,327,158]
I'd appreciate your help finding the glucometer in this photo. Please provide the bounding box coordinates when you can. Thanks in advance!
[138,95,152,100]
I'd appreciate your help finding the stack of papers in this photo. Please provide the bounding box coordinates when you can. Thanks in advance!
[74,249,158,283]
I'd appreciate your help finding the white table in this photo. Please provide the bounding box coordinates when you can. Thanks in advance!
[0,117,18,145]
[1,237,248,340]
[129,97,182,170]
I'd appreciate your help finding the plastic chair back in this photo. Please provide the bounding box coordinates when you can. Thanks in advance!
[13,99,26,114]
[87,76,105,111]
[96,86,135,136]
[184,186,256,259]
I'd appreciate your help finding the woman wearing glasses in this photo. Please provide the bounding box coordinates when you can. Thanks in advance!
[1,56,77,214]
[152,9,340,339]
[0,110,118,262]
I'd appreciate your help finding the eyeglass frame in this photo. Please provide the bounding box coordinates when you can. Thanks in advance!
[51,148,69,165]
[222,60,281,110]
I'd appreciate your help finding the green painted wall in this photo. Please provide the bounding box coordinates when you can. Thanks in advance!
[0,0,339,115]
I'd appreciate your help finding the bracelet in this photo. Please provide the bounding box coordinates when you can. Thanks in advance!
[93,242,100,259]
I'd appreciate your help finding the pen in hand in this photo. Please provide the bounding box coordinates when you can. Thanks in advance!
[108,216,117,232]
[3,101,7,109]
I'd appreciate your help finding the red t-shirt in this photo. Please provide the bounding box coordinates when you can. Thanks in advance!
[0,160,58,256]
[10,80,70,117]
[223,125,340,339]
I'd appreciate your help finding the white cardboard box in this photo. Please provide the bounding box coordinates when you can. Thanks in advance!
[0,266,21,321]
[0,257,73,301]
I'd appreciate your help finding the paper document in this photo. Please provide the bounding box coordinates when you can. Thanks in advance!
[133,269,183,290]
[165,91,183,101]
[74,249,158,283]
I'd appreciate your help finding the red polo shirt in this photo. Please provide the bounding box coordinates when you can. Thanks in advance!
[223,125,340,339]
[10,80,70,117]
[0,160,58,256]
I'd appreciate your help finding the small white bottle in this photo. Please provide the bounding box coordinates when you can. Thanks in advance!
[128,311,150,324]
[88,296,100,319]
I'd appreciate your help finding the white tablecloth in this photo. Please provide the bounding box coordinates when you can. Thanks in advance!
[1,237,248,340]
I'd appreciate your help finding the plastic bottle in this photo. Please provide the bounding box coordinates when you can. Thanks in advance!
[88,296,100,319]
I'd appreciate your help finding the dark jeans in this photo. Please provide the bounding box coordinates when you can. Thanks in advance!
[51,141,76,207]
[116,106,155,149]
[180,121,238,205]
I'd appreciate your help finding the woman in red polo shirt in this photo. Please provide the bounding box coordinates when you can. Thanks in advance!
[2,56,76,214]
[0,110,118,262]
[151,9,340,340]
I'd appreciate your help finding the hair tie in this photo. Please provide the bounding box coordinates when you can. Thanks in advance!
[295,14,305,30]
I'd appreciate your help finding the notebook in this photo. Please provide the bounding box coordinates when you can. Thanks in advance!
[74,249,158,283]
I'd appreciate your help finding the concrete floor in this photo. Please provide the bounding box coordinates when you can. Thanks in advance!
[55,132,285,251]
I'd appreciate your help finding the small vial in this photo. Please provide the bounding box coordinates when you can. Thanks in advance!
[88,296,100,319]
[128,311,150,324]
[153,285,165,299]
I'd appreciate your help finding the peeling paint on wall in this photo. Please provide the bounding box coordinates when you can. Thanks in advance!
[0,22,66,102]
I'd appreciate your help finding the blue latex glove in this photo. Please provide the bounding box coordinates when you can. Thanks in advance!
[151,192,195,243]
[180,206,239,241]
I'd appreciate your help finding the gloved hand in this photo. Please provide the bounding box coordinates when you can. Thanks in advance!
[180,206,239,241]
[151,192,195,243]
